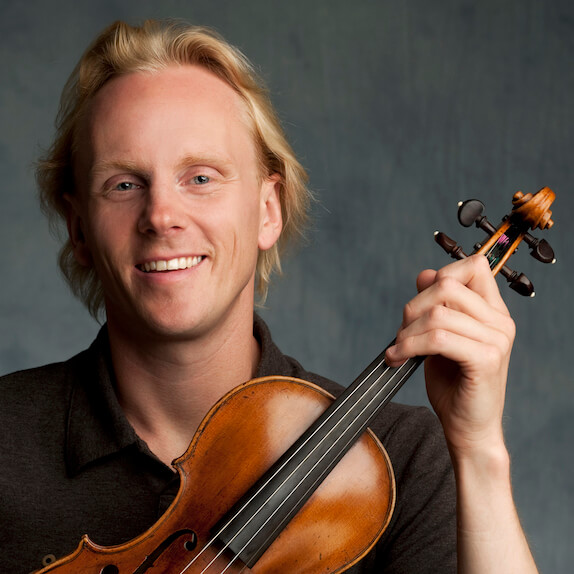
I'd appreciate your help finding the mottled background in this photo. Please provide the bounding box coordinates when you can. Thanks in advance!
[1,0,572,570]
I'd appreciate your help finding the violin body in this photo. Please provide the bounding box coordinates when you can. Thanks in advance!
[37,377,395,573]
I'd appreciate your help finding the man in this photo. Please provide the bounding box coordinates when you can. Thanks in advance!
[1,20,537,573]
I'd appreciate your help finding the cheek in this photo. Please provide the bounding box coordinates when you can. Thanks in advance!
[208,193,262,242]
[84,209,133,265]
[237,198,265,251]
[86,219,114,252]
[213,205,261,277]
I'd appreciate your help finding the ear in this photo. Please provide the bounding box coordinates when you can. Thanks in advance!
[63,193,92,267]
[257,173,283,251]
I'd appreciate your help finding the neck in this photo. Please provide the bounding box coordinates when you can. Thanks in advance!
[105,308,260,466]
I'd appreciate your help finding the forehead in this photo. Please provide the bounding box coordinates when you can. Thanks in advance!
[89,64,250,123]
[76,65,258,171]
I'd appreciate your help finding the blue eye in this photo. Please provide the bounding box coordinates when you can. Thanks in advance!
[116,181,138,191]
[193,175,210,184]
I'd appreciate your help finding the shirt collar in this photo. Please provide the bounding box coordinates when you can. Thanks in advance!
[253,313,307,379]
[65,326,141,476]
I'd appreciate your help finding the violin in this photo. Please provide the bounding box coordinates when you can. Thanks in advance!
[36,188,556,574]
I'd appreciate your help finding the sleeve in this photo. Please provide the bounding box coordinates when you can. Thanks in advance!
[365,404,457,573]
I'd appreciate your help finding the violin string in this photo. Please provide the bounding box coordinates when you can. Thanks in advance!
[178,355,419,574]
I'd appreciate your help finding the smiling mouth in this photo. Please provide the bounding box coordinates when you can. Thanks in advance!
[138,256,205,273]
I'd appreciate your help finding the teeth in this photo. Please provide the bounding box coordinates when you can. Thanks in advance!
[141,256,203,273]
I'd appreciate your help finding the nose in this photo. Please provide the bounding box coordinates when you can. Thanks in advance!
[138,185,186,237]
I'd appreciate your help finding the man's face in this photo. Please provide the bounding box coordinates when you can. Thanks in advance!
[68,65,282,341]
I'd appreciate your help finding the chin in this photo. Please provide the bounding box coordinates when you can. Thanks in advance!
[144,306,220,341]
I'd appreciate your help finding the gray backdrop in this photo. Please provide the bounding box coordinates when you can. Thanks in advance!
[1,0,572,571]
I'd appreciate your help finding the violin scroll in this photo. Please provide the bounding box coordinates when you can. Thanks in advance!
[435,187,556,296]
[511,188,555,231]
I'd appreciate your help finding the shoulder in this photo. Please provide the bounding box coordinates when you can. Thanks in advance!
[0,360,73,401]
[0,341,95,386]
[0,327,108,395]
[0,342,99,427]
[0,353,91,440]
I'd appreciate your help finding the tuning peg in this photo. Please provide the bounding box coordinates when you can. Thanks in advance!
[458,199,485,227]
[434,231,468,261]
[457,199,497,235]
[522,234,556,264]
[499,265,535,297]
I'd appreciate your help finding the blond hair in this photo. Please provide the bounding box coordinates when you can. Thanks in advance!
[37,19,310,318]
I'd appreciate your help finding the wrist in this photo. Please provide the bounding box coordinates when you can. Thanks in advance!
[449,436,514,525]
[449,436,510,480]
[451,438,514,537]
[445,421,510,479]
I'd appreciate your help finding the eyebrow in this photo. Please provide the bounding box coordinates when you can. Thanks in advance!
[175,154,235,174]
[89,160,147,181]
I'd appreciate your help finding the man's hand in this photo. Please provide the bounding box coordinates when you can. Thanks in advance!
[385,254,514,457]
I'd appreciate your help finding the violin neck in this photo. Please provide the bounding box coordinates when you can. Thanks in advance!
[215,347,423,567]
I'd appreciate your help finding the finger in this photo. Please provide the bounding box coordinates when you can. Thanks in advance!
[416,255,505,307]
[403,274,509,335]
[386,326,512,380]
[433,254,509,313]
[387,304,514,366]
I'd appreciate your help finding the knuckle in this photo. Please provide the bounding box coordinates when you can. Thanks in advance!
[505,316,517,340]
[427,304,447,325]
[434,266,450,282]
[482,342,506,369]
[428,328,449,349]
[491,315,516,347]
[434,274,459,295]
